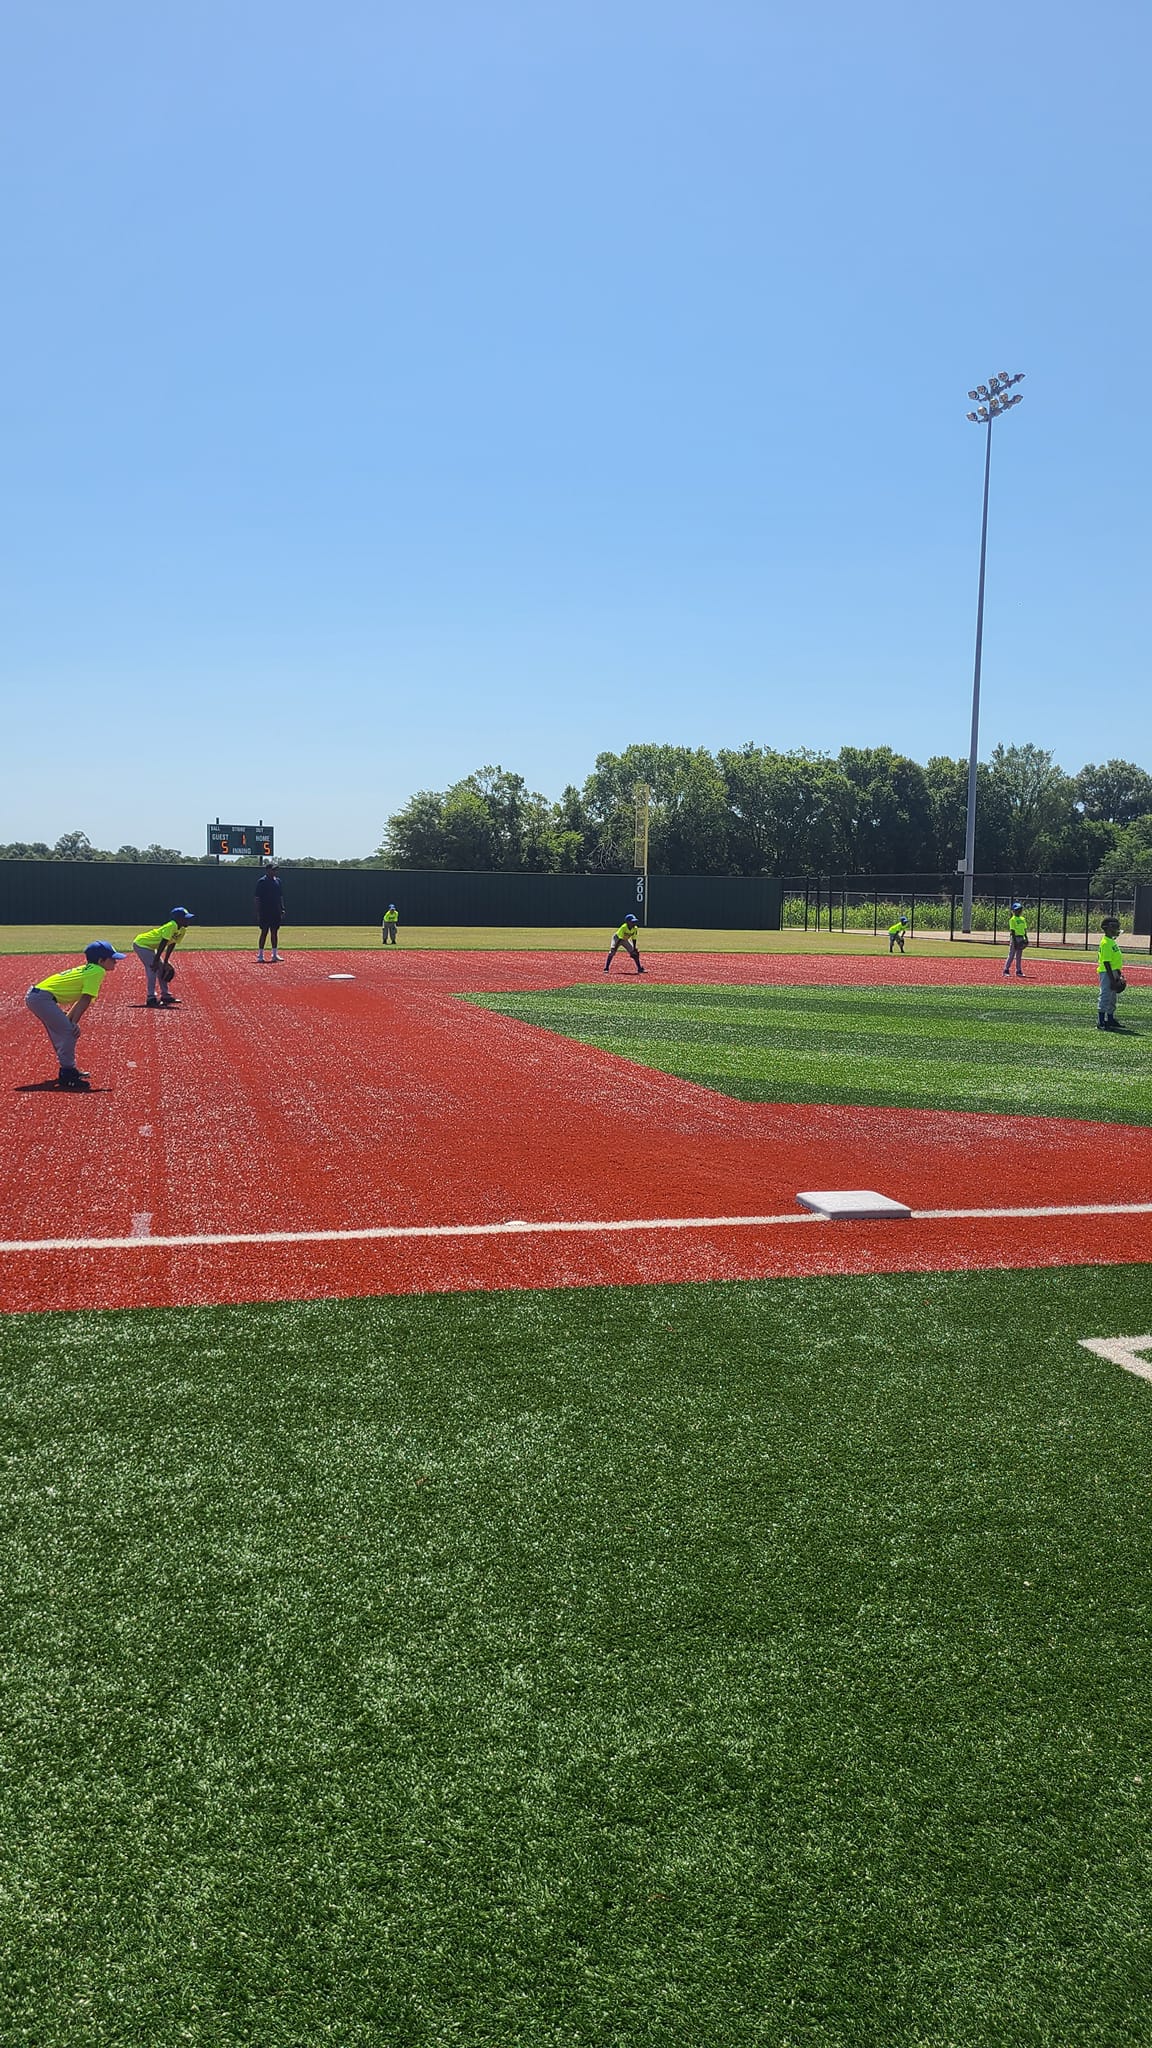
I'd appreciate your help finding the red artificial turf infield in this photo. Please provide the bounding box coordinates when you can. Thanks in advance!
[2,948,1150,1313]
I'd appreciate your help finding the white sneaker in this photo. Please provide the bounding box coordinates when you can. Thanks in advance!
[271,953,280,961]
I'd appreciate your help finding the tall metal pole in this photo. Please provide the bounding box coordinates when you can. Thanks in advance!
[962,420,993,934]
[633,783,651,927]
[960,371,1024,936]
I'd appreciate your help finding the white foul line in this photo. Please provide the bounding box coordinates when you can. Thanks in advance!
[1079,1336,1152,1382]
[1,1200,1152,1256]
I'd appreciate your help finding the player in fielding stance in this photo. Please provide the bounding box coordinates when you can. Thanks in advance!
[133,907,194,1007]
[605,915,646,975]
[26,940,125,1090]
[887,916,908,953]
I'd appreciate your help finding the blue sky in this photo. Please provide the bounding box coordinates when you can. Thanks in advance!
[3,1,1148,858]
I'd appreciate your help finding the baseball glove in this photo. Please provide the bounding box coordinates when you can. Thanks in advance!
[159,961,176,984]
[1114,974,1127,993]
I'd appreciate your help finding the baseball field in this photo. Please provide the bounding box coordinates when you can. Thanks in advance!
[2,931,1151,2047]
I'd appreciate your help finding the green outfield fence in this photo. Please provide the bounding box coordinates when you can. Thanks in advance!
[783,875,1152,948]
[0,862,783,931]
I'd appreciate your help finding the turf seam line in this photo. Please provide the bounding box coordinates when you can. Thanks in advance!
[3,1201,1152,1255]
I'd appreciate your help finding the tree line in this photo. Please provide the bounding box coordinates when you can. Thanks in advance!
[379,745,1152,882]
[7,745,1152,881]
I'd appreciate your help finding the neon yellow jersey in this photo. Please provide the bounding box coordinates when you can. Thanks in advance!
[34,963,107,1003]
[1009,916,1028,938]
[614,923,639,942]
[383,909,399,923]
[1098,936,1124,973]
[887,923,906,937]
[135,920,184,949]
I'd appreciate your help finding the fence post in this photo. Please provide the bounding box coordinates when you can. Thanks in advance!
[950,888,957,940]
[910,891,916,936]
[873,888,878,936]
[1061,884,1068,948]
[840,889,846,933]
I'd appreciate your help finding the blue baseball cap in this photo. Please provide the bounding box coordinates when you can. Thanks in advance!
[85,940,125,962]
[170,907,195,920]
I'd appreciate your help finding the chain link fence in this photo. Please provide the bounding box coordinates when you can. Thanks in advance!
[780,876,1150,950]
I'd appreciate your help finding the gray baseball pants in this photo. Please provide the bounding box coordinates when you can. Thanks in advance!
[1098,971,1118,1021]
[133,940,165,1000]
[26,987,80,1070]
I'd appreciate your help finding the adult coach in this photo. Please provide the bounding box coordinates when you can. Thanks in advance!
[133,908,194,1006]
[605,915,645,975]
[255,864,284,962]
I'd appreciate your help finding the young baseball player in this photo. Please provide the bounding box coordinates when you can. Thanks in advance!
[133,907,194,1007]
[1097,917,1126,1030]
[25,940,125,1090]
[382,904,399,946]
[1003,904,1029,977]
[887,917,908,953]
[605,915,646,975]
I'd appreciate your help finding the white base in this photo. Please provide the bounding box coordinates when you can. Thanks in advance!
[796,1189,912,1221]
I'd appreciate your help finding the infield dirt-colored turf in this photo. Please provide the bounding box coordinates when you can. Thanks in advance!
[2,950,1149,1313]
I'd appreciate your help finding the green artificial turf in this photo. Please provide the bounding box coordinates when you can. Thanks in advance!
[472,981,1152,1125]
[4,1268,1152,2045]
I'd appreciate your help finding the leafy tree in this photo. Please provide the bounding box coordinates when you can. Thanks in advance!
[441,785,499,869]
[1091,815,1152,885]
[833,748,934,872]
[923,757,969,870]
[379,766,577,872]
[1074,760,1152,826]
[380,790,452,868]
[984,744,1081,870]
[52,829,95,860]
[581,745,731,874]
[718,746,847,873]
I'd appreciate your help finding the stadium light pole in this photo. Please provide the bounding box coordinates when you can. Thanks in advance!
[960,371,1024,934]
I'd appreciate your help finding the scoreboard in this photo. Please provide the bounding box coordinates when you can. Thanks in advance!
[208,821,274,858]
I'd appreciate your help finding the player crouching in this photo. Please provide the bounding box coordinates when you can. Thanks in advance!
[26,941,125,1090]
[605,915,646,975]
[133,907,194,1007]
